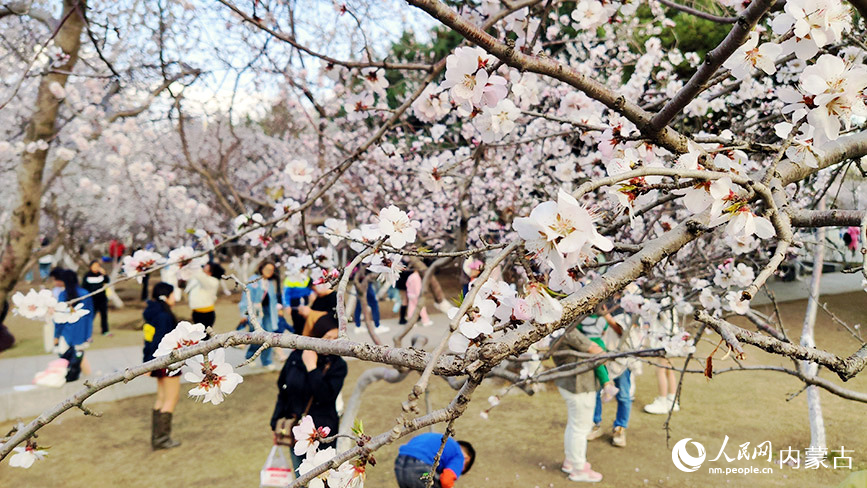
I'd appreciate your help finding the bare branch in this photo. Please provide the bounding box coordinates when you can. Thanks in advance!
[788,209,866,228]
[656,0,737,23]
[695,310,867,382]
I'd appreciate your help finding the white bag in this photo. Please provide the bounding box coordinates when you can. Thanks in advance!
[260,444,295,487]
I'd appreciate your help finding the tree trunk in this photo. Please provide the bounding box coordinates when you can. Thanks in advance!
[0,0,86,308]
[801,198,827,449]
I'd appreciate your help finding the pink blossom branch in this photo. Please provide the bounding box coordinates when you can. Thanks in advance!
[405,240,522,411]
[404,0,693,153]
[649,0,775,131]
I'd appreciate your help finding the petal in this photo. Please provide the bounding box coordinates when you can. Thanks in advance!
[448,332,470,353]
[753,216,776,239]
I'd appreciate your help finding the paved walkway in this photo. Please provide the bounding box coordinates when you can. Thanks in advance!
[0,314,449,423]
[1,271,861,422]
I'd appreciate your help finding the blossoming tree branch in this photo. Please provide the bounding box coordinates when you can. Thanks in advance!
[3,0,867,484]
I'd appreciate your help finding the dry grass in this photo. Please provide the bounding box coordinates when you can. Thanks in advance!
[1,291,866,487]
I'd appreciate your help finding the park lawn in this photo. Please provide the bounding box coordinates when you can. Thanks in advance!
[1,293,866,487]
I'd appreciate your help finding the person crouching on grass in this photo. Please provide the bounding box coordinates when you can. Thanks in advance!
[394,432,475,488]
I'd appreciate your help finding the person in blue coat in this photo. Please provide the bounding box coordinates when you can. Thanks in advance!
[53,270,94,376]
[239,261,282,368]
[394,433,475,488]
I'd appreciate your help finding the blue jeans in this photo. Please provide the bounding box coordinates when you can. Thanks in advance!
[353,284,380,328]
[245,317,273,366]
[394,455,437,488]
[593,369,631,429]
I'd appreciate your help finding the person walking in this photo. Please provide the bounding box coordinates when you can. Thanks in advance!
[586,308,634,447]
[395,268,412,325]
[239,261,282,369]
[143,282,182,450]
[82,260,111,336]
[185,261,224,336]
[271,314,347,466]
[405,270,433,327]
[53,270,95,377]
[352,281,386,333]
[394,433,476,488]
[553,324,604,483]
[643,307,682,415]
[283,269,312,332]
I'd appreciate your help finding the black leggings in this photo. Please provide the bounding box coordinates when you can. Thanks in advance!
[192,310,216,339]
[94,299,109,334]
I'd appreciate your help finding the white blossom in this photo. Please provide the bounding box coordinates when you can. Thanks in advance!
[184,349,244,405]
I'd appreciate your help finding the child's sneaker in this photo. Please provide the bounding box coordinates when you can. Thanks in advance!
[561,461,590,473]
[612,426,627,447]
[569,464,602,483]
[586,423,604,441]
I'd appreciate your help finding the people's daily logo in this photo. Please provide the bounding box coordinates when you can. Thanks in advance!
[672,438,706,472]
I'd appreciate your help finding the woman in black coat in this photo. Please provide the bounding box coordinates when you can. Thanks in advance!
[271,314,347,458]
[143,282,182,450]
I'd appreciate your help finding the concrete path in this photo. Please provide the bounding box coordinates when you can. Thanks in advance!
[751,270,864,305]
[0,314,450,423]
[1,271,861,423]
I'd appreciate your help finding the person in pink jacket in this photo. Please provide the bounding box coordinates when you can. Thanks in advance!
[406,271,433,327]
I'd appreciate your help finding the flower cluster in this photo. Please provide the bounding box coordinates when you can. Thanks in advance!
[11,289,90,324]
[153,321,207,357]
[513,188,613,291]
[292,415,367,488]
[696,258,755,316]
[233,213,270,247]
[184,349,244,405]
[167,246,209,281]
[448,279,548,353]
[772,0,851,60]
[121,250,164,282]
